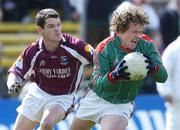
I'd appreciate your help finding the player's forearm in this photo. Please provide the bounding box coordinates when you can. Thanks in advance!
[91,73,117,91]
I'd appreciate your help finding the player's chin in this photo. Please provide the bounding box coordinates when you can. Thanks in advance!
[131,43,137,49]
[51,38,60,43]
[55,35,61,39]
[53,36,61,41]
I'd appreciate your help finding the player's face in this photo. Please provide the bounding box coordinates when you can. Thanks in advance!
[118,23,144,50]
[39,18,62,42]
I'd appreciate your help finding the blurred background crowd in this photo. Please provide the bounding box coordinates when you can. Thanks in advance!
[0,0,179,98]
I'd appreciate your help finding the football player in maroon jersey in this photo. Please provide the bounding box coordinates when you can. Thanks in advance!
[7,8,93,130]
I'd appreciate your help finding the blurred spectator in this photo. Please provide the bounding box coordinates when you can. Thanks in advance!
[115,0,160,36]
[23,0,80,22]
[0,43,8,98]
[0,6,3,21]
[85,0,123,47]
[157,35,180,130]
[0,68,9,98]
[0,0,27,22]
[59,0,80,21]
[0,0,79,22]
[159,0,180,50]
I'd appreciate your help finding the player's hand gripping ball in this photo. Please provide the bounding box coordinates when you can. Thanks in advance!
[122,52,148,81]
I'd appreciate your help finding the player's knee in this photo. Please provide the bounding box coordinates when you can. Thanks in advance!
[40,119,53,130]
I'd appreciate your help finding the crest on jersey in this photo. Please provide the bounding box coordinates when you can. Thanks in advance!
[39,60,46,66]
[60,56,68,65]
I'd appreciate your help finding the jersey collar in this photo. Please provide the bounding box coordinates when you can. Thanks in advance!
[114,35,132,53]
[38,35,66,51]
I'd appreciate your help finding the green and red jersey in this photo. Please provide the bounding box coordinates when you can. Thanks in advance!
[89,34,168,104]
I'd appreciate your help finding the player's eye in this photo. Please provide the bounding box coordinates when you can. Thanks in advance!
[57,23,61,27]
[47,24,55,28]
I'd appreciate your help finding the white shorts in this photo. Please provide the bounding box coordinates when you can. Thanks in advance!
[76,90,134,123]
[17,82,75,122]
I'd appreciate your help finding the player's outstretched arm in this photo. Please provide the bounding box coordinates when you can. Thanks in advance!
[7,73,23,95]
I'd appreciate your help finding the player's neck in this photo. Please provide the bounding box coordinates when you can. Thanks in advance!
[43,39,59,52]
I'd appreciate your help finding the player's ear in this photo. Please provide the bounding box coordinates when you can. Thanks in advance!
[36,26,43,34]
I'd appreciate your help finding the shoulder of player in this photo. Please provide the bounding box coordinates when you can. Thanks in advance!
[96,35,115,53]
[22,40,39,57]
[62,33,94,55]
[62,33,85,45]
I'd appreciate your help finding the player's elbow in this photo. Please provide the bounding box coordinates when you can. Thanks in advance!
[156,74,168,83]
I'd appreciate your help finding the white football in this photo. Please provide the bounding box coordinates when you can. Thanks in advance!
[122,52,148,81]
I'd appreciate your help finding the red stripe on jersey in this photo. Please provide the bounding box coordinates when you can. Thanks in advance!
[96,35,115,53]
[119,44,132,53]
[140,34,153,43]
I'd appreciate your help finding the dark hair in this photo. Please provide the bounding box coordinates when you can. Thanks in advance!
[110,4,149,33]
[35,8,60,28]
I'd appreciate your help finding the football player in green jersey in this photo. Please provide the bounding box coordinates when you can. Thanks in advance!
[70,4,168,130]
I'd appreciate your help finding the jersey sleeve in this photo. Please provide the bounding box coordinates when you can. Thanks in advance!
[8,44,37,81]
[145,42,168,83]
[63,33,94,65]
[89,45,116,91]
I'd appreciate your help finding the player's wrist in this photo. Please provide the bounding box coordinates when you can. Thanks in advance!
[107,72,119,84]
[149,63,159,73]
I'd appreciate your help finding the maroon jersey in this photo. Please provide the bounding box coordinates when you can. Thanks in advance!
[8,33,93,95]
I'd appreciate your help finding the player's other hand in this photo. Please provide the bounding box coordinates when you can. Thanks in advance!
[8,82,21,95]
[143,55,159,73]
[111,60,130,80]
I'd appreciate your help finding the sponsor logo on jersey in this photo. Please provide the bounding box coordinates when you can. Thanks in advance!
[51,55,58,59]
[60,56,68,65]
[39,67,71,78]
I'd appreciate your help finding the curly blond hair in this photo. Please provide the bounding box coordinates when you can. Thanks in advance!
[109,4,149,33]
